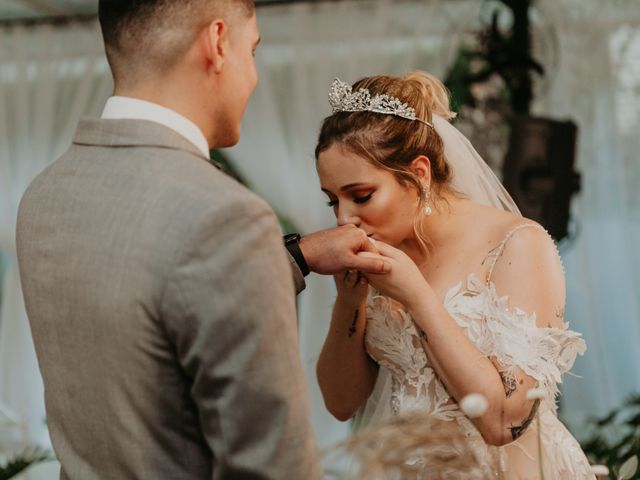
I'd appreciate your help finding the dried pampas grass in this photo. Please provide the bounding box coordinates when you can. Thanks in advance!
[324,412,500,480]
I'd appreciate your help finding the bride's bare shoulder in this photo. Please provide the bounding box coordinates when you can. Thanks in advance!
[464,202,539,243]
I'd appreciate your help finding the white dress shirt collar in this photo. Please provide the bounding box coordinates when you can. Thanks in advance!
[101,96,210,158]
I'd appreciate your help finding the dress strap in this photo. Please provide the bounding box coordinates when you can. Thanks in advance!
[484,223,547,285]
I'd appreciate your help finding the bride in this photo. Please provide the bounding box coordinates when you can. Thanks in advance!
[315,72,594,478]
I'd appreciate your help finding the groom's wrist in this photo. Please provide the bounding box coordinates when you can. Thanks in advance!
[284,233,310,277]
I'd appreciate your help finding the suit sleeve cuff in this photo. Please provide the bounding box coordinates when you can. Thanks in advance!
[286,250,306,295]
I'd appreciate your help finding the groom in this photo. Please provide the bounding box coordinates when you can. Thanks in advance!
[16,1,388,479]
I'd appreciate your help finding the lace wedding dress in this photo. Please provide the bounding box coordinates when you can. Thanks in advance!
[354,224,595,479]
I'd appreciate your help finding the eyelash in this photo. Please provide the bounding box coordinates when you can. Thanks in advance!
[354,193,373,204]
[327,193,373,207]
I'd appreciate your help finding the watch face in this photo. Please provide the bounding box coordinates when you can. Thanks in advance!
[285,233,300,244]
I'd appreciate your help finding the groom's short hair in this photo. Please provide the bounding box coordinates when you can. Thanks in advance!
[98,0,254,84]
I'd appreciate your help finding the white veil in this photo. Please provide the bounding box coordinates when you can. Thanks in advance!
[353,115,521,432]
[433,115,521,215]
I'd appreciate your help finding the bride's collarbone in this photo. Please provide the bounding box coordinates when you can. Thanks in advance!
[420,215,527,299]
[420,246,502,302]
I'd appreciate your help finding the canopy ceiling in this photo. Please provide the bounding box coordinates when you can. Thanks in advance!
[0,0,96,20]
[0,0,317,23]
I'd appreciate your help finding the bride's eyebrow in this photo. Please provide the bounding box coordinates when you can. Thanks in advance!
[321,183,369,194]
[340,182,369,191]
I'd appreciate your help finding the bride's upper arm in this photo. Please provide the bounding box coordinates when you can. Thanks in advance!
[489,223,566,330]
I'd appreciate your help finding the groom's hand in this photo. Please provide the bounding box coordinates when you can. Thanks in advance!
[299,225,391,275]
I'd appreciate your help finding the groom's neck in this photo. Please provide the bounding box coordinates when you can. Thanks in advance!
[113,75,216,147]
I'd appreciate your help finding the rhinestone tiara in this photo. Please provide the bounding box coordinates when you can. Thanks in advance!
[328,77,433,128]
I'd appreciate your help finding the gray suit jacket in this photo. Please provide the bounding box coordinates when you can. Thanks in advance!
[16,119,320,479]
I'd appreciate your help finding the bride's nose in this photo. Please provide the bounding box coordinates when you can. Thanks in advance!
[336,205,361,227]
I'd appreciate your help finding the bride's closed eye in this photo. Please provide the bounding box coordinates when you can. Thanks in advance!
[326,193,373,208]
[353,193,373,204]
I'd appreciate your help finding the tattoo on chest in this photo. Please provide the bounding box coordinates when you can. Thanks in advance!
[508,399,540,441]
[348,309,358,338]
[499,371,517,398]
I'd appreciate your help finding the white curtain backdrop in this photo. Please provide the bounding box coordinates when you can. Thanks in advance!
[532,0,640,433]
[0,20,111,476]
[1,0,639,474]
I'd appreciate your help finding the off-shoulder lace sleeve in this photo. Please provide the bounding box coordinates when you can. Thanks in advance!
[445,274,586,402]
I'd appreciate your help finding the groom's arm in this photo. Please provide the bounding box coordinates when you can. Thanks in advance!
[286,226,392,295]
[161,191,320,479]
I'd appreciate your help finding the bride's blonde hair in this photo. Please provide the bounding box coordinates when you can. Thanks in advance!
[315,71,457,252]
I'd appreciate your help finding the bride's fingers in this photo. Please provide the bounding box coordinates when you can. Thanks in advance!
[353,251,391,274]
[353,272,369,287]
[357,250,394,261]
[367,240,400,258]
[359,235,380,254]
[342,269,366,288]
[356,252,385,260]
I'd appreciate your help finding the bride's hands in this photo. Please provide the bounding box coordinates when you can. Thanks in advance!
[357,240,431,309]
[334,269,369,310]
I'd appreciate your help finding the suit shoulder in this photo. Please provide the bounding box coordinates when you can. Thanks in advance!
[176,161,271,216]
[17,160,61,218]
[153,154,277,237]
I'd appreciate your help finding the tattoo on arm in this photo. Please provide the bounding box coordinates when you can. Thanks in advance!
[348,309,358,338]
[499,371,517,398]
[419,329,428,343]
[555,306,565,321]
[508,399,540,441]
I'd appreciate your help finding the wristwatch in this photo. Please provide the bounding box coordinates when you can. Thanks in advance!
[283,233,310,277]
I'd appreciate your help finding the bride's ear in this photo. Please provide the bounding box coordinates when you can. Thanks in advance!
[203,19,228,74]
[409,155,432,187]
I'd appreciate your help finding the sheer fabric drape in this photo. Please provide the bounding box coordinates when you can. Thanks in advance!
[532,0,640,431]
[0,21,111,475]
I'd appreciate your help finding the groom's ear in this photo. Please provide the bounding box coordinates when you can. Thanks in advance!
[203,19,229,74]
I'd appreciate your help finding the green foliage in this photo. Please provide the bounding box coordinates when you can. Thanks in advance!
[0,447,53,480]
[444,0,544,115]
[444,43,479,114]
[581,394,640,479]
[619,456,639,480]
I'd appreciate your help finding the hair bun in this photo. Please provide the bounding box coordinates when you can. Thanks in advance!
[403,71,457,121]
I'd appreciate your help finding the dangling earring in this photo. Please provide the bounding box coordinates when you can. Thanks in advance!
[422,187,432,216]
